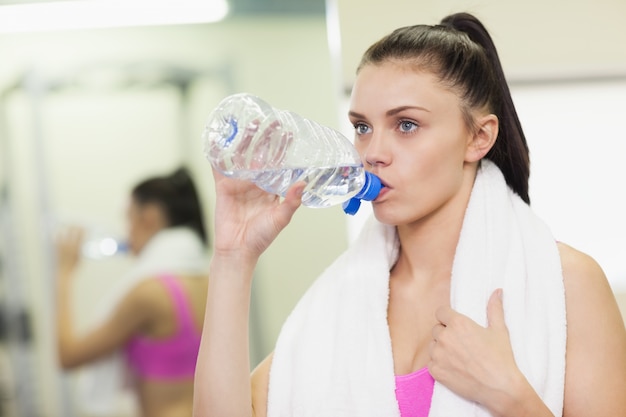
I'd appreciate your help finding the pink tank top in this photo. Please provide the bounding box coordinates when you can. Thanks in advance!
[125,275,202,380]
[395,367,435,417]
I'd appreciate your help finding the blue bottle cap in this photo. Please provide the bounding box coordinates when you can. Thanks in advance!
[342,172,383,215]
[357,172,383,201]
[342,198,362,216]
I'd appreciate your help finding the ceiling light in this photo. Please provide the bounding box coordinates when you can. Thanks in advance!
[0,0,229,33]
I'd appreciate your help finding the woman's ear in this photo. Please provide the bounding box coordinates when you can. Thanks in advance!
[465,114,498,163]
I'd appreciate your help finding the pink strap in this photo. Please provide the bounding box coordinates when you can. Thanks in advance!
[159,275,197,335]
[395,367,434,417]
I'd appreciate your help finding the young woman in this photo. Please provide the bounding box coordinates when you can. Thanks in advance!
[193,12,626,417]
[56,167,210,417]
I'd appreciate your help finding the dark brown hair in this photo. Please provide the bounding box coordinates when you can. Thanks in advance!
[132,166,208,245]
[358,12,530,204]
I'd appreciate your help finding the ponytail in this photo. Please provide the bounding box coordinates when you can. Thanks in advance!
[441,13,530,204]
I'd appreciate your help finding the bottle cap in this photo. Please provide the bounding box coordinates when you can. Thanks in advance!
[357,172,383,201]
[342,172,383,215]
[342,198,362,216]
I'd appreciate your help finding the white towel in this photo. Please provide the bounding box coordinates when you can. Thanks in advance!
[267,160,566,417]
[76,227,209,416]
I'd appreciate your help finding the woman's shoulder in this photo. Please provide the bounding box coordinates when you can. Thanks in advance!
[126,275,207,308]
[556,241,622,321]
[556,246,626,415]
[130,276,167,297]
[121,276,176,313]
[556,241,605,283]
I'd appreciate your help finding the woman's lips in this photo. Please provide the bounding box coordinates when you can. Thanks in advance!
[374,183,390,201]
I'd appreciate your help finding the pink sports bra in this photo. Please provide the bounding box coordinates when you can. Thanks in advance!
[395,367,435,417]
[125,275,202,380]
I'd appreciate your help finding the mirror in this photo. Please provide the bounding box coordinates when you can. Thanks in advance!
[0,2,352,415]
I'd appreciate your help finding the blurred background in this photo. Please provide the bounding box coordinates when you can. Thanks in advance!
[0,0,624,416]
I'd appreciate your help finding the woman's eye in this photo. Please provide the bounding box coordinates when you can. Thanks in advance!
[354,123,371,135]
[398,120,418,133]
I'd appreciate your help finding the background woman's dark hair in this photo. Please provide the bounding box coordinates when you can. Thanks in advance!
[131,166,209,246]
[357,12,530,204]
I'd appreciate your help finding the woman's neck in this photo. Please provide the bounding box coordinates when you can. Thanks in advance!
[393,166,475,282]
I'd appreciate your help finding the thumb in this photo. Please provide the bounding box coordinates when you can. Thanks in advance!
[487,288,506,330]
[274,181,304,226]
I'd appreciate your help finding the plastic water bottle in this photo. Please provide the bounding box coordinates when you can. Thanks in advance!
[82,232,128,260]
[202,93,382,215]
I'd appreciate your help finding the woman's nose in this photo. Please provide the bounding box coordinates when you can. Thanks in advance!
[363,132,390,168]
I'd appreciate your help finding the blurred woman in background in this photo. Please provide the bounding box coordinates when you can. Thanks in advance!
[56,166,210,417]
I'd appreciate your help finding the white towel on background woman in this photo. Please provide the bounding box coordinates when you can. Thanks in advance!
[267,160,566,417]
[76,227,209,416]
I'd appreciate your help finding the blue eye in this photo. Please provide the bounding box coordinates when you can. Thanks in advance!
[354,123,371,135]
[398,120,418,133]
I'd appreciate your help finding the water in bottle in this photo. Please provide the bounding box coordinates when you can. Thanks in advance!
[82,231,128,260]
[202,93,382,215]
[82,236,128,259]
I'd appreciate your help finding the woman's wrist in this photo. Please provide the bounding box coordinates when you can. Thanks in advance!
[488,373,554,417]
[209,252,258,285]
[57,265,76,285]
[57,265,73,277]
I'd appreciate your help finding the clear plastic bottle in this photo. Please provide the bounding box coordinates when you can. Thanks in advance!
[202,93,382,215]
[82,232,128,260]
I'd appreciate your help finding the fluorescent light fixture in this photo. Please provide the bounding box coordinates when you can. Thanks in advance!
[0,0,229,33]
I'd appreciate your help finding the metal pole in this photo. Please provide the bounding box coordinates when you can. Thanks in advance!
[23,69,75,417]
[0,79,41,417]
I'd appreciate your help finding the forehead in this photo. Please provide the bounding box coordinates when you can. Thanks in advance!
[349,62,459,115]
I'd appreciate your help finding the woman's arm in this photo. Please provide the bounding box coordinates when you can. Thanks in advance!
[193,169,303,417]
[559,242,626,416]
[55,226,154,368]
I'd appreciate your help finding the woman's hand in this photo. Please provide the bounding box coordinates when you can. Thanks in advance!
[211,167,304,261]
[428,289,539,415]
[55,226,84,277]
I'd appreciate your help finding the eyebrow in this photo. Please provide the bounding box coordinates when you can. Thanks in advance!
[386,105,430,115]
[348,110,365,119]
[348,105,430,120]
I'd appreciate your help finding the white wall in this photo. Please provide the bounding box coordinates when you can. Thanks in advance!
[334,0,626,89]
[511,81,626,291]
